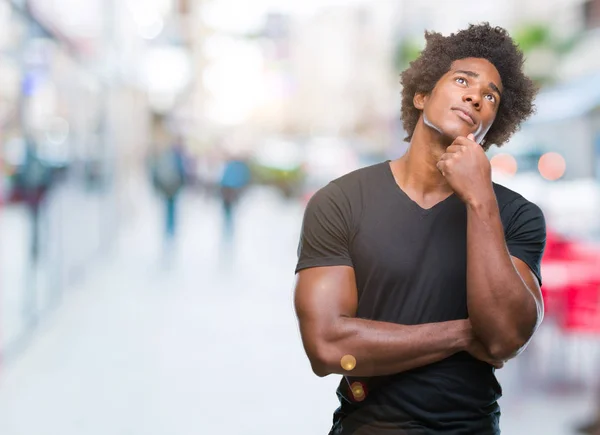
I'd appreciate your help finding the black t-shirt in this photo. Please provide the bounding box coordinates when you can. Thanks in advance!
[295,161,546,435]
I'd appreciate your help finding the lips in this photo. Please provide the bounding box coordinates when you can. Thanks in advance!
[452,108,476,125]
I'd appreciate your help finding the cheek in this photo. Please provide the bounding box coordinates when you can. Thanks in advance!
[429,87,458,113]
[483,110,498,129]
[424,94,447,119]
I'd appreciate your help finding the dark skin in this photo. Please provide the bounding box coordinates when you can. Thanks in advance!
[294,57,543,378]
[431,58,544,360]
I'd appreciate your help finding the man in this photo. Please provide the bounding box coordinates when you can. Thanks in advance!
[294,23,545,434]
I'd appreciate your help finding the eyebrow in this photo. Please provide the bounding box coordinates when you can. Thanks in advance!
[454,70,502,97]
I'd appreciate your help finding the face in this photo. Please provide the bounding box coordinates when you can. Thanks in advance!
[415,57,503,144]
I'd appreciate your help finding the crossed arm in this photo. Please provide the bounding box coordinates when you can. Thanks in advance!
[294,266,479,377]
[294,207,544,378]
[294,185,545,378]
[295,265,540,379]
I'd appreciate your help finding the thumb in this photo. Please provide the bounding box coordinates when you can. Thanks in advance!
[467,133,476,142]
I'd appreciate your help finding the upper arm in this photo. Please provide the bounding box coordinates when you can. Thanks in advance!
[504,198,547,326]
[294,182,357,370]
[511,256,544,318]
[504,199,546,287]
[294,266,358,365]
[295,182,354,272]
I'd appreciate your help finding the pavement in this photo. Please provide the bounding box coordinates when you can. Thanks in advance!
[0,185,597,435]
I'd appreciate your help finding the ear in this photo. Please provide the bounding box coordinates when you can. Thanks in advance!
[413,92,428,110]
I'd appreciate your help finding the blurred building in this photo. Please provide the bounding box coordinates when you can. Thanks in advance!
[171,1,400,153]
[282,3,399,151]
[0,0,183,360]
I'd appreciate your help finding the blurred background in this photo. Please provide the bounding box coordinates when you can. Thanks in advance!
[0,0,599,434]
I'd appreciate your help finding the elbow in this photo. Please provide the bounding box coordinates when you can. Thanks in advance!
[301,321,350,377]
[310,361,330,378]
[482,314,542,361]
[487,335,529,361]
[487,344,519,362]
[307,343,335,377]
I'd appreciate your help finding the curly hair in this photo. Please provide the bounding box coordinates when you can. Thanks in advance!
[400,23,538,150]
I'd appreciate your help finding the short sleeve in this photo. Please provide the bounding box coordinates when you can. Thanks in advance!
[503,199,547,286]
[295,182,354,274]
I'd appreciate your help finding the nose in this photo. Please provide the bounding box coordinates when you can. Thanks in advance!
[463,91,481,109]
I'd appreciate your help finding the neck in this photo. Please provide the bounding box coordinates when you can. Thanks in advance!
[392,117,453,195]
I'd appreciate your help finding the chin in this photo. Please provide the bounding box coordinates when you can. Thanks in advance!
[442,125,473,141]
[438,128,463,143]
[424,117,471,143]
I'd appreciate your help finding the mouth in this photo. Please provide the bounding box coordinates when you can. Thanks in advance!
[452,108,476,126]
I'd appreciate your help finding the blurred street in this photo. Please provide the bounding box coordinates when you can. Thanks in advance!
[0,185,596,435]
[2,0,600,433]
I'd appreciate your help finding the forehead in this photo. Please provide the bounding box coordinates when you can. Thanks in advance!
[448,58,503,91]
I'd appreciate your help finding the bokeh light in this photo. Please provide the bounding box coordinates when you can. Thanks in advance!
[340,354,357,371]
[490,153,518,176]
[350,381,366,402]
[538,152,567,181]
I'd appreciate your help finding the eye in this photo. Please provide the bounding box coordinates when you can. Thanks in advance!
[455,77,467,85]
[485,94,496,103]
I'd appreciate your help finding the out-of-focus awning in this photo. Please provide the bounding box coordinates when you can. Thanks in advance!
[528,72,600,125]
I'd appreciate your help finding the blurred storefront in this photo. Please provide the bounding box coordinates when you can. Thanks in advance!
[520,72,600,181]
[0,0,153,361]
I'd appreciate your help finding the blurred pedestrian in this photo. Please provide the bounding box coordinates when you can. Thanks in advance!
[13,141,53,262]
[12,139,54,325]
[218,156,251,238]
[150,138,187,246]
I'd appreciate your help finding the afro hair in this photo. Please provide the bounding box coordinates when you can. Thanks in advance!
[400,23,538,150]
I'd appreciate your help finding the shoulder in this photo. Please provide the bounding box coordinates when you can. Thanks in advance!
[328,161,390,196]
[493,182,546,237]
[308,161,388,201]
[493,183,547,285]
[492,182,526,206]
[493,182,544,216]
[305,161,388,225]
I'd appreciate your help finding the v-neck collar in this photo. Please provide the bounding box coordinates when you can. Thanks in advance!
[384,160,457,216]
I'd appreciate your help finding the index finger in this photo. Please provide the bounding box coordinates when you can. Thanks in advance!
[445,145,466,154]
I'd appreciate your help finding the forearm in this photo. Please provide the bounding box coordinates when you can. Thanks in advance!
[317,318,470,377]
[466,198,540,358]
